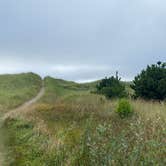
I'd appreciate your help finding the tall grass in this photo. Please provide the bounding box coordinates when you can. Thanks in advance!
[3,76,166,165]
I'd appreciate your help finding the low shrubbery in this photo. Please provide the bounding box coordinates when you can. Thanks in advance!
[116,99,133,118]
[96,73,127,99]
[3,96,166,165]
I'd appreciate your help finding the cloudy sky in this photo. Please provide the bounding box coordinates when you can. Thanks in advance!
[0,0,165,82]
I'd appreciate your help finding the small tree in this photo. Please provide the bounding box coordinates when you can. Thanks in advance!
[96,72,127,98]
[131,62,166,100]
[116,99,133,118]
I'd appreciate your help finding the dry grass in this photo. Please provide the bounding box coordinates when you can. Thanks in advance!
[2,76,166,165]
[6,97,165,165]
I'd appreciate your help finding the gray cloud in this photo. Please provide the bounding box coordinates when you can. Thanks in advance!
[0,0,166,82]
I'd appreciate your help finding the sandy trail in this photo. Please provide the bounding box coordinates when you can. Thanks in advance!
[2,86,45,120]
[0,84,45,165]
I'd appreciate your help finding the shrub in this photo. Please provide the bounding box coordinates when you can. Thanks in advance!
[96,72,127,98]
[116,99,133,118]
[131,61,166,100]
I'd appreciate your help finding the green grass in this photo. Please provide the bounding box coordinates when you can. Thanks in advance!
[0,72,42,112]
[2,75,166,165]
[40,76,91,103]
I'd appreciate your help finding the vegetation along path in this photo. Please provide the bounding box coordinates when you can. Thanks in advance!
[0,82,45,165]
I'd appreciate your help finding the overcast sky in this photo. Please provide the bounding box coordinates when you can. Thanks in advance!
[0,0,165,82]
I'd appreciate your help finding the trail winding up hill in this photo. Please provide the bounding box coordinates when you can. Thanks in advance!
[0,83,45,166]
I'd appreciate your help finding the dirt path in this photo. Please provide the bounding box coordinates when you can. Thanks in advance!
[2,86,45,120]
[0,84,45,165]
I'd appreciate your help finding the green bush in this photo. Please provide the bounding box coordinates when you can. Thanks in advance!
[116,99,133,118]
[96,73,127,99]
[131,61,166,100]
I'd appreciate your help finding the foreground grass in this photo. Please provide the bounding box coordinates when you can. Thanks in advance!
[3,77,166,165]
[0,73,42,112]
[0,72,42,165]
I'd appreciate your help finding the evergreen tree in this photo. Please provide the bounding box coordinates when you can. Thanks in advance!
[96,72,127,98]
[131,62,166,100]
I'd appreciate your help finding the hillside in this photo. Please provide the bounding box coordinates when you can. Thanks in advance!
[40,76,92,103]
[0,72,42,112]
[1,74,165,165]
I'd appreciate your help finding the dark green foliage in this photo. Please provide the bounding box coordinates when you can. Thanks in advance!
[131,62,166,100]
[116,99,133,118]
[96,73,127,98]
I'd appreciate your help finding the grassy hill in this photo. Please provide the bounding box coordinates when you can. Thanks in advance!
[39,76,92,104]
[0,72,42,112]
[2,75,166,165]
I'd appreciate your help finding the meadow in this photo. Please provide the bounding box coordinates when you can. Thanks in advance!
[0,73,42,112]
[2,76,165,165]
